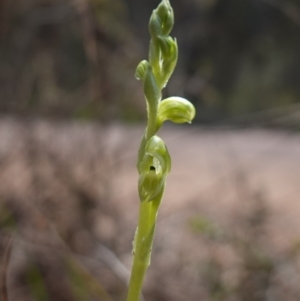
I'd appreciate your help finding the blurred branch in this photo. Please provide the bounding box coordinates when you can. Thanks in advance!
[71,0,104,108]
[0,235,13,301]
[259,0,300,26]
[0,231,136,299]
[94,243,130,283]
[0,231,115,301]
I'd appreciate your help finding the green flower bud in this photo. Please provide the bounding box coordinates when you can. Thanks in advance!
[137,136,171,202]
[149,12,162,38]
[157,97,196,129]
[157,36,175,59]
[157,36,178,87]
[143,64,161,107]
[135,60,150,81]
[145,136,171,174]
[156,0,174,36]
[149,39,160,78]
[149,0,174,38]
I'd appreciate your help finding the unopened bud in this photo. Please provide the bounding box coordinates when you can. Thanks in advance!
[156,0,174,36]
[157,36,178,87]
[143,64,161,107]
[149,0,174,38]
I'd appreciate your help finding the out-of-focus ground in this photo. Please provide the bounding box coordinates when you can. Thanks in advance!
[1,117,300,301]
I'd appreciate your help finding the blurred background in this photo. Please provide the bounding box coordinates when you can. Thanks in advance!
[1,0,300,300]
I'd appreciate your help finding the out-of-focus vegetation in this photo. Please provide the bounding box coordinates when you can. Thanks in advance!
[1,0,300,123]
[1,1,300,301]
[0,0,142,121]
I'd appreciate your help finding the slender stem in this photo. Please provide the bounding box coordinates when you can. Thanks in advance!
[126,200,158,301]
[145,102,158,141]
[126,255,147,301]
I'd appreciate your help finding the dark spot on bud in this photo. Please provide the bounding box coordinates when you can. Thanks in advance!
[150,166,156,171]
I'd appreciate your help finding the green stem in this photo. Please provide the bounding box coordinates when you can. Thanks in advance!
[126,200,158,301]
[145,100,159,140]
[126,261,147,301]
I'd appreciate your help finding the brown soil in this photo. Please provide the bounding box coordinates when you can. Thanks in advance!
[1,117,300,301]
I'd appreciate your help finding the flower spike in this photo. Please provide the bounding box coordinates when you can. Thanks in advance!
[126,1,196,300]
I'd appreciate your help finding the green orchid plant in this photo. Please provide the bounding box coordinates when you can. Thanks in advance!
[126,1,195,300]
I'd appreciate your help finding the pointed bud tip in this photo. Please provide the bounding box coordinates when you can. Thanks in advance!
[149,0,174,37]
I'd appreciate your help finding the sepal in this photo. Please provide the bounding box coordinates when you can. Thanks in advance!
[157,96,196,129]
[135,60,150,81]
